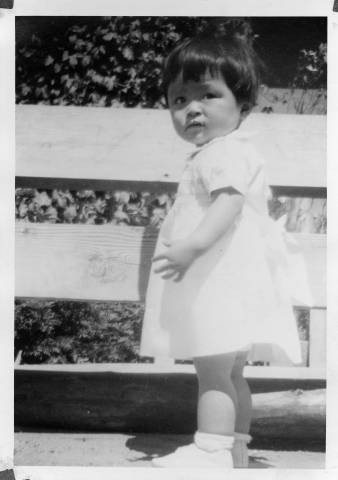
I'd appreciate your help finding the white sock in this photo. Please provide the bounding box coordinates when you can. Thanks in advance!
[194,431,234,452]
[232,432,252,468]
[152,431,235,468]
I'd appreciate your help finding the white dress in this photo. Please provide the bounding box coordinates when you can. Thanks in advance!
[140,131,311,364]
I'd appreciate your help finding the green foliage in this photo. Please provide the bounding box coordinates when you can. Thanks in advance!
[296,308,309,341]
[288,43,327,114]
[16,188,326,234]
[15,299,309,364]
[292,43,327,89]
[15,299,148,364]
[16,17,254,107]
[16,188,174,227]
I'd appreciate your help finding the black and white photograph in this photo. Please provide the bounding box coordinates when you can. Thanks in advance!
[0,0,337,478]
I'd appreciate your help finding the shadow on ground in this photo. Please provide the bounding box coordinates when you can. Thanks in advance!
[125,434,193,464]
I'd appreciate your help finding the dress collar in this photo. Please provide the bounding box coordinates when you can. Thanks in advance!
[187,128,256,161]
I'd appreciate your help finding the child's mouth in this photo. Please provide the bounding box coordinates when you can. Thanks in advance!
[186,121,204,131]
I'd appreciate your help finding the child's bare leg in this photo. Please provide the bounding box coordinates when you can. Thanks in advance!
[193,352,238,435]
[231,350,252,468]
[152,352,237,468]
[231,350,252,433]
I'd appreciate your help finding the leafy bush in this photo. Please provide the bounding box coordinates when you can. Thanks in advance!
[15,187,326,234]
[16,17,254,107]
[15,299,309,364]
[15,188,174,227]
[285,43,327,114]
[15,299,148,364]
[292,43,327,89]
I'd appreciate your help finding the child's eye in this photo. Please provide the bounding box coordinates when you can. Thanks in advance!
[203,93,216,100]
[173,96,186,106]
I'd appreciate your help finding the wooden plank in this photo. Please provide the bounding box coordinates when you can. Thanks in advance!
[15,363,326,380]
[15,176,327,200]
[15,223,156,302]
[296,234,326,308]
[16,105,326,188]
[14,367,325,437]
[309,309,327,368]
[15,178,327,203]
[250,389,325,440]
[15,223,326,306]
[15,176,178,194]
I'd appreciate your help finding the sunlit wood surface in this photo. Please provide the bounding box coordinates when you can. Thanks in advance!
[16,105,326,189]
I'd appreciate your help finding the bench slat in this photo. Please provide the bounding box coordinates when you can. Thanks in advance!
[14,176,327,199]
[16,105,326,188]
[15,223,326,307]
[14,363,326,380]
[14,365,326,436]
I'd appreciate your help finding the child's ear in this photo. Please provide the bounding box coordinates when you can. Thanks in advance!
[240,103,251,119]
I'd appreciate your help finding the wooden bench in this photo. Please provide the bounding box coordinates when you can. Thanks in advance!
[14,105,326,438]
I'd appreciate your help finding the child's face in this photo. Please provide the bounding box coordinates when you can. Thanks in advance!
[167,72,244,146]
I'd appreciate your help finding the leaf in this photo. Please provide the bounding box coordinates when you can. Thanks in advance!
[82,55,91,67]
[54,63,61,73]
[69,55,78,67]
[92,73,104,84]
[63,205,77,223]
[77,190,96,199]
[119,191,130,204]
[43,206,58,223]
[103,32,115,41]
[18,203,28,218]
[156,193,169,206]
[23,49,34,58]
[113,207,130,224]
[62,51,69,61]
[104,76,116,91]
[122,46,134,61]
[35,191,52,207]
[44,55,54,66]
[21,85,32,96]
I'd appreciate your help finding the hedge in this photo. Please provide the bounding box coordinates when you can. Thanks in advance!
[16,16,326,108]
[15,298,309,365]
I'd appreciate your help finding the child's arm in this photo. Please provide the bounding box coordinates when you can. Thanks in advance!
[189,187,244,252]
[153,187,244,281]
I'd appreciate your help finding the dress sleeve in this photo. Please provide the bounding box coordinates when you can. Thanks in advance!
[194,137,260,197]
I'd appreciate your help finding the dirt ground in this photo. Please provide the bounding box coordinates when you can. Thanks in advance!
[14,433,325,469]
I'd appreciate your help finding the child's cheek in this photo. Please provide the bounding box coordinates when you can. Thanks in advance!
[172,114,184,135]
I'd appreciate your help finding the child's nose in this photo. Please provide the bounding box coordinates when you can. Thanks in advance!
[186,100,202,117]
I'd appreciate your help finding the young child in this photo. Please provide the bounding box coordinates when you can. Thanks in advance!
[140,33,306,469]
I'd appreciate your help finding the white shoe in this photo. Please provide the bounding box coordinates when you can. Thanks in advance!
[152,432,234,468]
[232,432,252,468]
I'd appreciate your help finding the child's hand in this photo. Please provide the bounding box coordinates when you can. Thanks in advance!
[152,239,200,282]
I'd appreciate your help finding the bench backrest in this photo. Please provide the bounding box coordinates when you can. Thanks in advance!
[15,105,326,368]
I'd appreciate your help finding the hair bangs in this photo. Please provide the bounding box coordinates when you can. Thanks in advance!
[179,45,223,85]
[163,38,223,95]
[162,34,261,108]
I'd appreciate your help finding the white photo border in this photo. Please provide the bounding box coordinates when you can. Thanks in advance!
[1,1,336,478]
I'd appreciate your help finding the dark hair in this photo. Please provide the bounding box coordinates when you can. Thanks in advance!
[162,34,261,109]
